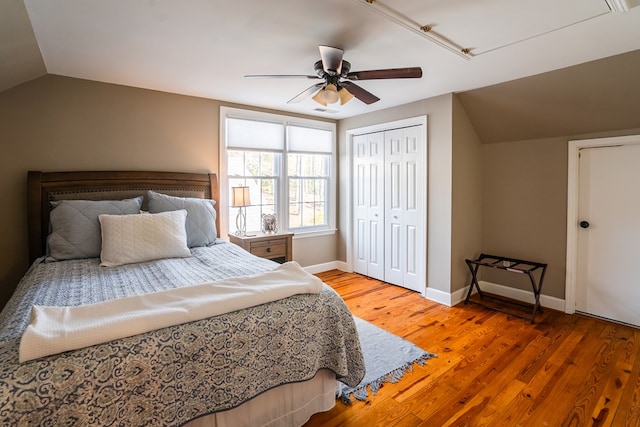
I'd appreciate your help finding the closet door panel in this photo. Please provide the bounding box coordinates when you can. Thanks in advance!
[384,126,423,291]
[406,160,417,211]
[355,218,367,266]
[369,216,382,268]
[353,133,384,280]
[353,136,369,276]
[384,129,405,287]
[407,224,417,276]
[367,133,385,280]
[401,125,424,291]
[387,221,403,283]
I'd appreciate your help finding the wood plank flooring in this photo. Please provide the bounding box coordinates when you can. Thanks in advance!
[305,270,640,427]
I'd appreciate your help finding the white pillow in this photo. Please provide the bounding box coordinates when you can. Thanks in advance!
[99,210,191,267]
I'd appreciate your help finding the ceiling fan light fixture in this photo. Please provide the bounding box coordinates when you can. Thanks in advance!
[311,88,328,106]
[321,84,340,104]
[338,87,354,105]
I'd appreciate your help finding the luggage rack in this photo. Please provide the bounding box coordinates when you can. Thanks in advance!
[464,254,547,323]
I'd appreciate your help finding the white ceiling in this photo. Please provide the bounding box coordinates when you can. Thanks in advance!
[17,0,640,119]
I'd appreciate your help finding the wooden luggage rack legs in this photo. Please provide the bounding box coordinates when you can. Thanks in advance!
[464,254,547,323]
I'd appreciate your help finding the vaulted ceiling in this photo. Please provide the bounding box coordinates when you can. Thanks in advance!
[2,0,640,141]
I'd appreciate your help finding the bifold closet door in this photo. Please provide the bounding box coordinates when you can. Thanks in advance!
[353,132,384,281]
[384,126,423,292]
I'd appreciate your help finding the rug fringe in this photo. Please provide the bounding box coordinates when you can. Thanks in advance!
[338,352,436,405]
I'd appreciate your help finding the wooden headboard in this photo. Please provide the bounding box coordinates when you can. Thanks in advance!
[27,171,219,263]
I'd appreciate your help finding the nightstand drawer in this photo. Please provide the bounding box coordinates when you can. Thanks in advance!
[250,240,286,258]
[228,232,293,264]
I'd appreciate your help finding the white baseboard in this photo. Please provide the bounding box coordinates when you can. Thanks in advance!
[306,263,565,312]
[424,281,564,310]
[303,260,349,275]
[424,287,454,307]
[335,261,349,272]
[450,287,471,307]
[472,280,565,311]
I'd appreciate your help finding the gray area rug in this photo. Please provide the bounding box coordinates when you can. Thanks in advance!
[338,316,437,404]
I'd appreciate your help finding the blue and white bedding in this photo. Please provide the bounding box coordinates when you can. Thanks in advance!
[0,242,365,426]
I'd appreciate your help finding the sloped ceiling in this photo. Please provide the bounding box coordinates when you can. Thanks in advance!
[457,49,640,143]
[0,0,45,93]
[1,0,640,142]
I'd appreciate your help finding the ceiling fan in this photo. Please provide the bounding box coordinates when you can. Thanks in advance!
[245,45,423,106]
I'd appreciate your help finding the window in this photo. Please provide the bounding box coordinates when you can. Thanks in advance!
[220,107,336,236]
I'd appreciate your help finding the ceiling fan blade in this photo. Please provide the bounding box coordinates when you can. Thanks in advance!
[346,67,422,80]
[341,81,380,105]
[319,45,344,76]
[288,82,325,103]
[245,74,319,79]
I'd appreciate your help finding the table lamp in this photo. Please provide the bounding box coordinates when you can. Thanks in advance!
[231,186,251,235]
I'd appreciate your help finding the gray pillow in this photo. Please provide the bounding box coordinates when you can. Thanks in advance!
[47,197,144,261]
[147,191,217,248]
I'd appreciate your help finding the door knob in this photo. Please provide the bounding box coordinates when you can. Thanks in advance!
[579,220,590,229]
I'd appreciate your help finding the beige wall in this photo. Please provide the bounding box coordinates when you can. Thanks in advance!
[0,75,337,307]
[481,127,640,300]
[451,95,483,293]
[337,93,455,293]
[481,137,568,299]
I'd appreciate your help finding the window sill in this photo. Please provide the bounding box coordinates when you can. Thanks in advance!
[290,228,337,239]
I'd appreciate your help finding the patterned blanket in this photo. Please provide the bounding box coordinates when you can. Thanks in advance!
[0,243,365,426]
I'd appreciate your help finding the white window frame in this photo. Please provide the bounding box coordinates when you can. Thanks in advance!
[220,106,336,239]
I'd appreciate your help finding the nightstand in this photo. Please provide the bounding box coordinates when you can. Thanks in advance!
[228,232,293,264]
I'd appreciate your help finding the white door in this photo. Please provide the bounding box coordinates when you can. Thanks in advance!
[384,126,424,292]
[576,143,640,327]
[353,132,384,281]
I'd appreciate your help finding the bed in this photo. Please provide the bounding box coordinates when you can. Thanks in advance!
[0,171,364,426]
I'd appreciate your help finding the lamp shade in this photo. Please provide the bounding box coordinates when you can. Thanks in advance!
[338,87,354,105]
[313,84,343,106]
[312,89,327,106]
[231,186,251,207]
[321,84,340,104]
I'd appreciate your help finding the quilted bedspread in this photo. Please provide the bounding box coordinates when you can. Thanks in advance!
[0,242,365,426]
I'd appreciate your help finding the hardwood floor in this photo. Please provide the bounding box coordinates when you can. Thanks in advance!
[305,270,640,427]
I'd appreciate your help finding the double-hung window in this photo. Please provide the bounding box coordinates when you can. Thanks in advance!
[220,107,336,237]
